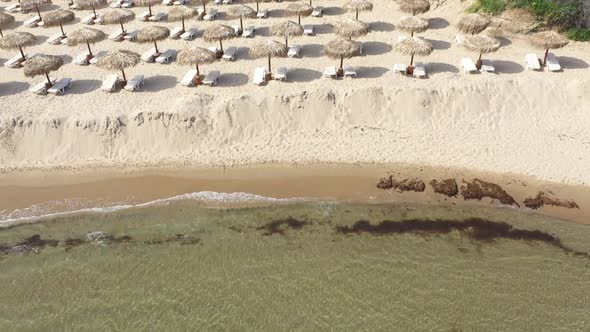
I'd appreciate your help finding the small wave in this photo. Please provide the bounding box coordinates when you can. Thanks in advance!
[0,191,308,228]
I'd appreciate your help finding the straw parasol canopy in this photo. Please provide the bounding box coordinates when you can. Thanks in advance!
[168,6,198,31]
[177,47,216,76]
[397,16,428,36]
[271,20,303,47]
[21,0,52,20]
[285,2,313,24]
[96,49,140,82]
[134,0,159,16]
[101,8,135,33]
[529,30,568,66]
[0,31,36,59]
[333,18,369,39]
[192,0,209,14]
[137,25,169,53]
[398,0,430,16]
[249,39,287,73]
[67,27,106,57]
[0,13,15,38]
[457,13,490,35]
[24,54,63,85]
[463,34,500,62]
[325,38,361,69]
[395,36,432,66]
[42,9,75,37]
[343,0,373,19]
[77,0,107,17]
[203,24,235,52]
[227,5,255,32]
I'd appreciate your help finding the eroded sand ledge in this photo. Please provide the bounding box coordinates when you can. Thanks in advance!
[1,81,589,185]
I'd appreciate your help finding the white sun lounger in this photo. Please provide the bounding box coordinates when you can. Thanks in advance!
[413,62,426,78]
[222,46,237,61]
[180,28,197,40]
[173,0,186,5]
[455,34,465,46]
[546,53,562,72]
[162,0,173,5]
[170,26,184,39]
[397,35,408,42]
[124,30,138,41]
[142,48,158,62]
[70,3,81,10]
[311,6,323,17]
[242,26,255,38]
[124,75,144,91]
[4,53,27,68]
[393,63,406,74]
[155,49,176,64]
[274,67,287,81]
[109,0,122,8]
[214,0,222,4]
[203,70,220,86]
[82,15,96,25]
[29,77,56,95]
[344,65,357,78]
[303,25,314,36]
[525,53,541,71]
[288,44,301,58]
[222,0,232,4]
[208,46,220,55]
[6,4,21,13]
[138,11,151,21]
[324,66,337,78]
[101,74,119,92]
[461,57,477,73]
[181,69,198,86]
[480,59,495,73]
[253,67,266,85]
[47,33,66,45]
[256,9,268,18]
[149,12,165,21]
[121,0,133,7]
[74,52,91,65]
[231,24,241,35]
[196,8,205,19]
[24,16,41,28]
[203,9,218,21]
[47,78,72,95]
[94,16,104,24]
[109,30,125,41]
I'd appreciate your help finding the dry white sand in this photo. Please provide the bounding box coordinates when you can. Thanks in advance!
[1,0,589,186]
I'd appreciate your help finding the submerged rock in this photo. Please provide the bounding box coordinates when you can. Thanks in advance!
[86,231,113,244]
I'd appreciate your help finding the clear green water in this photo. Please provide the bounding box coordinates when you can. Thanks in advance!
[1,201,589,331]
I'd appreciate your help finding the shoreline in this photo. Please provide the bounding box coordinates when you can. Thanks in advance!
[1,163,588,224]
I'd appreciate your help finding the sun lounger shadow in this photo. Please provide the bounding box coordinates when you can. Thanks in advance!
[287,68,322,82]
[369,21,394,32]
[492,60,524,74]
[322,6,344,15]
[0,81,30,97]
[428,62,459,75]
[356,66,389,78]
[425,38,451,50]
[216,73,248,87]
[360,41,392,56]
[142,75,177,92]
[68,79,101,94]
[557,56,589,69]
[428,17,449,29]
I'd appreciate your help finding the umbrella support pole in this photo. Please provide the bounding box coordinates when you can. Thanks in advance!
[45,73,52,88]
[149,5,152,16]
[154,41,159,54]
[219,40,223,53]
[120,21,125,34]
[35,5,41,20]
[268,55,271,74]
[121,69,127,85]
[86,42,93,58]
[60,24,65,37]
[356,10,358,20]
[0,29,3,38]
[19,47,26,60]
[543,48,549,67]
[182,18,185,32]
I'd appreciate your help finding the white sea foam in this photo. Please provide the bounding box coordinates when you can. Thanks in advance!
[0,191,308,228]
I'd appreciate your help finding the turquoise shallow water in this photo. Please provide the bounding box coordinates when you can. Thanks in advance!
[1,200,589,331]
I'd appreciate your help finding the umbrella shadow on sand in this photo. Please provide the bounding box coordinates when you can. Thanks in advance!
[428,17,449,29]
[492,60,524,74]
[142,75,177,92]
[356,66,389,78]
[313,23,333,35]
[287,68,322,82]
[0,81,30,97]
[301,43,324,57]
[361,41,392,55]
[255,26,271,37]
[237,46,252,60]
[557,56,589,69]
[428,62,459,75]
[68,79,102,94]
[323,7,345,16]
[369,21,394,32]
[217,73,248,87]
[270,9,285,18]
[61,54,73,65]
[425,38,451,50]
[32,35,49,46]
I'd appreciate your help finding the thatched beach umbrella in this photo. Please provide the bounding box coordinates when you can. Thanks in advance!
[463,34,500,62]
[203,23,235,52]
[67,27,106,57]
[168,6,198,31]
[24,54,63,85]
[343,0,373,20]
[102,8,135,33]
[21,0,52,20]
[457,13,490,35]
[325,38,361,70]
[395,36,432,66]
[398,0,430,16]
[285,2,312,25]
[96,49,140,82]
[249,39,287,73]
[0,13,15,38]
[271,20,302,48]
[0,31,36,59]
[529,31,568,67]
[177,47,216,77]
[134,0,159,17]
[193,0,209,14]
[42,9,75,37]
[333,18,369,39]
[397,16,428,36]
[137,26,169,53]
[77,0,107,17]
[227,5,255,32]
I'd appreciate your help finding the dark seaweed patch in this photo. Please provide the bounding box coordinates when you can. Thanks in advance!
[17,235,59,248]
[256,217,309,236]
[144,234,200,245]
[377,176,426,192]
[523,191,580,210]
[430,179,459,197]
[63,238,84,252]
[336,218,589,259]
[461,179,519,207]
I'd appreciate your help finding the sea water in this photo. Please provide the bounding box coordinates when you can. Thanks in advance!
[1,199,589,330]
